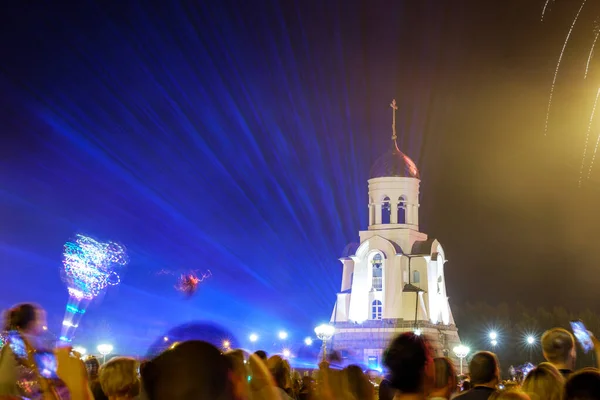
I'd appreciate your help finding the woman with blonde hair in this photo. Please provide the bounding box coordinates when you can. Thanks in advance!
[99,357,140,400]
[521,362,564,400]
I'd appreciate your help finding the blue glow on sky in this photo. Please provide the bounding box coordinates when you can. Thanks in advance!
[0,1,449,354]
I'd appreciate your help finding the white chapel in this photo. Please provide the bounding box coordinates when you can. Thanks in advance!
[330,100,461,369]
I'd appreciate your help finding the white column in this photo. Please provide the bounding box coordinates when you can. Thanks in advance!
[375,204,382,224]
[368,205,373,226]
[390,201,398,224]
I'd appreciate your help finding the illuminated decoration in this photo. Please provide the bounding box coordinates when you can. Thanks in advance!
[282,349,291,358]
[278,331,288,340]
[249,333,258,343]
[304,337,313,346]
[176,270,211,297]
[60,234,128,343]
[62,235,128,299]
[222,340,231,350]
[158,268,212,297]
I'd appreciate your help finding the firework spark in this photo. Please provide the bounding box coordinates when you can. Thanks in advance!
[541,0,552,22]
[585,30,600,79]
[544,0,587,134]
[587,128,600,181]
[579,88,600,187]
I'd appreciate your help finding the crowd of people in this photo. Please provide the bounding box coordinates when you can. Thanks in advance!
[1,303,600,399]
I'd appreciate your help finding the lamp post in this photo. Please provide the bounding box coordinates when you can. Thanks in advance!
[453,345,470,375]
[526,335,535,362]
[314,324,335,361]
[97,344,113,364]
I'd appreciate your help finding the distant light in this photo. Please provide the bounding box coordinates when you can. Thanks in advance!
[62,321,78,328]
[282,349,291,358]
[527,336,535,345]
[97,344,113,355]
[489,331,498,340]
[73,346,87,356]
[42,326,48,331]
[491,340,498,347]
[223,340,231,349]
[304,337,313,346]
[414,328,422,336]
[59,336,71,343]
[278,331,288,340]
[163,336,169,342]
[169,342,180,350]
[249,333,259,343]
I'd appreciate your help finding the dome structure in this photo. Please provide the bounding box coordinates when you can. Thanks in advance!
[370,141,420,179]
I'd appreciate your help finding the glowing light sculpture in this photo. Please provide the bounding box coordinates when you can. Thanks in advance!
[60,234,128,343]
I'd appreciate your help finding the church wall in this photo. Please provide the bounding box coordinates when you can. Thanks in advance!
[340,259,354,292]
[359,228,427,254]
[332,320,461,369]
[383,255,403,319]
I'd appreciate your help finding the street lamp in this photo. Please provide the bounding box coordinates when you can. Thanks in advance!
[222,340,231,350]
[489,331,497,340]
[282,349,291,358]
[249,333,258,343]
[453,345,470,375]
[314,324,335,361]
[304,337,313,346]
[278,331,288,340]
[526,335,536,362]
[97,344,113,363]
[490,340,498,347]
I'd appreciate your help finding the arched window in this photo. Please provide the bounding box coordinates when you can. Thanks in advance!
[371,300,383,320]
[398,196,407,224]
[372,254,383,291]
[413,270,421,284]
[382,197,391,224]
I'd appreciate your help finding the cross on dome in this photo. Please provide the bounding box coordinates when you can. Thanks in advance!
[369,99,420,179]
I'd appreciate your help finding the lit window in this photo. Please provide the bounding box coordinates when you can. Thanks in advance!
[413,270,420,284]
[372,254,382,291]
[398,196,406,224]
[371,300,383,320]
[382,197,391,224]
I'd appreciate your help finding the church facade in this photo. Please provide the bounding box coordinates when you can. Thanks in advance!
[330,100,461,370]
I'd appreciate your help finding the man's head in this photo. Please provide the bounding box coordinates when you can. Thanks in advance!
[542,328,576,369]
[383,332,434,394]
[565,368,600,400]
[469,351,500,386]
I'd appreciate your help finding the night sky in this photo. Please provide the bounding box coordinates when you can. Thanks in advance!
[1,0,600,354]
